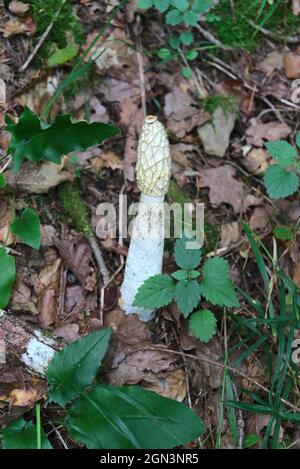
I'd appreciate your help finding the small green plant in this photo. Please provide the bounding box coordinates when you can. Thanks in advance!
[137,0,213,79]
[0,328,205,449]
[263,133,300,199]
[134,236,239,342]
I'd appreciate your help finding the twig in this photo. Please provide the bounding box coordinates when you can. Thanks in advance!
[231,379,244,449]
[88,235,110,286]
[196,24,234,52]
[135,15,147,119]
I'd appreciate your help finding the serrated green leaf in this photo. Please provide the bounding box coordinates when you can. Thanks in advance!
[6,107,120,174]
[182,67,193,78]
[175,279,201,317]
[137,0,153,8]
[171,0,189,11]
[157,48,172,59]
[174,236,201,270]
[296,132,300,149]
[265,140,297,166]
[65,385,205,449]
[154,0,170,12]
[48,45,78,66]
[0,248,16,309]
[189,270,200,279]
[166,8,183,24]
[0,173,6,188]
[10,208,41,250]
[200,257,239,307]
[168,34,180,49]
[273,227,293,241]
[172,269,188,280]
[189,309,217,342]
[180,31,194,45]
[264,165,299,199]
[2,418,52,449]
[192,0,212,14]
[133,274,175,309]
[183,10,198,25]
[46,328,112,406]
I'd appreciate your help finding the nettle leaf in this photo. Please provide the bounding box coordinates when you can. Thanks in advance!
[0,173,6,188]
[154,0,170,12]
[10,208,41,250]
[0,248,16,309]
[183,10,198,26]
[174,236,201,270]
[200,257,239,307]
[2,418,52,449]
[133,274,175,309]
[296,132,300,149]
[46,328,112,406]
[180,31,194,45]
[171,0,189,11]
[137,0,154,8]
[175,279,201,317]
[264,165,299,199]
[6,107,120,174]
[265,140,297,166]
[172,269,188,280]
[192,0,213,14]
[65,385,205,449]
[189,309,217,342]
[166,8,183,24]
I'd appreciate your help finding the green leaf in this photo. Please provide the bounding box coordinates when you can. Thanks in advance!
[171,0,189,11]
[48,45,78,66]
[185,49,198,60]
[265,140,297,166]
[154,0,170,12]
[189,270,200,279]
[200,257,239,307]
[273,227,293,241]
[189,309,217,342]
[46,328,112,406]
[243,434,261,448]
[168,34,180,49]
[133,274,175,309]
[0,173,6,188]
[183,10,198,26]
[10,208,41,250]
[166,8,183,25]
[180,31,194,45]
[6,107,120,174]
[174,236,201,270]
[296,132,300,149]
[264,165,299,199]
[172,269,188,280]
[175,279,201,317]
[0,248,16,309]
[192,0,213,14]
[182,67,193,78]
[65,385,205,449]
[157,48,172,59]
[137,0,153,8]
[2,418,52,449]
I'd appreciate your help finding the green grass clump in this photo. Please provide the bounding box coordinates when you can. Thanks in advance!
[27,0,85,64]
[209,0,299,51]
[57,181,93,238]
[203,95,238,116]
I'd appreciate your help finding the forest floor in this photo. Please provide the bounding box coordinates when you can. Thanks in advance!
[1,0,300,449]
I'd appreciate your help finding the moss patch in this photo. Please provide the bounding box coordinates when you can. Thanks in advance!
[203,95,238,117]
[209,0,299,51]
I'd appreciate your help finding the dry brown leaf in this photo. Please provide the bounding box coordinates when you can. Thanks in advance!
[292,0,300,15]
[242,148,269,174]
[258,51,284,75]
[53,323,80,343]
[0,365,47,408]
[2,16,36,37]
[91,151,123,173]
[249,207,271,231]
[142,369,187,402]
[8,1,29,14]
[10,276,39,315]
[34,252,61,327]
[220,222,240,248]
[284,51,300,78]
[4,161,74,194]
[293,263,300,288]
[0,196,14,245]
[246,118,291,146]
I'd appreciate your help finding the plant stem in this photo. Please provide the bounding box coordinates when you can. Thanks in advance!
[36,402,42,449]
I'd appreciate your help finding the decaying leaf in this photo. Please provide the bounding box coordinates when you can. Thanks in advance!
[0,196,14,245]
[246,118,291,147]
[283,51,300,79]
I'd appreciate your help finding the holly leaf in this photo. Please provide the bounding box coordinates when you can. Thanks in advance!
[10,208,41,250]
[6,107,120,174]
[174,236,201,270]
[264,165,299,199]
[133,274,176,309]
[175,279,201,317]
[0,248,16,309]
[265,140,297,166]
[188,309,217,342]
[200,257,239,307]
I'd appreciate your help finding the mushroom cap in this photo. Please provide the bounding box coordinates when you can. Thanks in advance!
[136,116,171,196]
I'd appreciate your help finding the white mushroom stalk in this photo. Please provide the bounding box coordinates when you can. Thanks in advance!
[120,115,171,321]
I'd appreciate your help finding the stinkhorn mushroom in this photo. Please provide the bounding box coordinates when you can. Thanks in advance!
[120,115,171,321]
